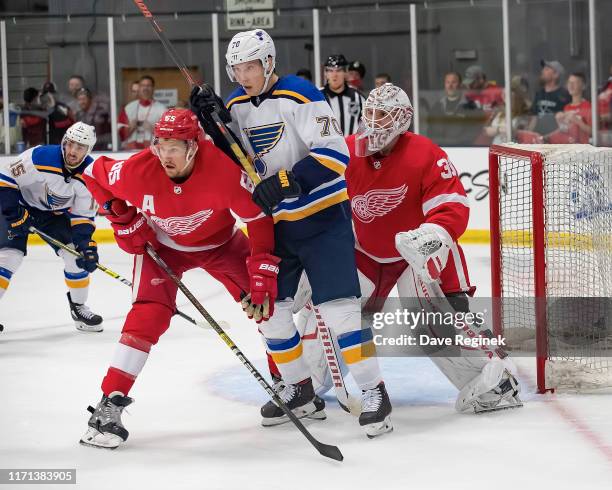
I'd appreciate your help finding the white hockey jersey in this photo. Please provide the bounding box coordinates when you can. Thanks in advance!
[0,145,97,240]
[226,75,351,239]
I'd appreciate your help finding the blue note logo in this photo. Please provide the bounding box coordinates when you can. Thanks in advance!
[42,184,71,210]
[244,122,285,175]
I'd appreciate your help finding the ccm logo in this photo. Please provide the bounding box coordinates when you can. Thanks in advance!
[259,263,279,274]
[117,216,146,235]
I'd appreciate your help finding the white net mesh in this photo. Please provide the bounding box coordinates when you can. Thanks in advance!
[494,144,612,391]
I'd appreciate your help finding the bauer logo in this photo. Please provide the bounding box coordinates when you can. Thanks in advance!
[351,184,407,223]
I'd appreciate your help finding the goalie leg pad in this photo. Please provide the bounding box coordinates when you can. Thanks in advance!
[455,359,523,413]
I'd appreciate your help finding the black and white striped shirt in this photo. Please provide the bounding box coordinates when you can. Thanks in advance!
[320,84,365,136]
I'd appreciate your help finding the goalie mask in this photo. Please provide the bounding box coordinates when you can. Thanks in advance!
[356,83,413,157]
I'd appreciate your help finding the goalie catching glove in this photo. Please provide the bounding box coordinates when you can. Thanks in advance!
[242,253,280,323]
[104,199,159,255]
[395,223,452,283]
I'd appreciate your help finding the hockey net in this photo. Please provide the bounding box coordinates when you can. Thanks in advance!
[489,144,612,393]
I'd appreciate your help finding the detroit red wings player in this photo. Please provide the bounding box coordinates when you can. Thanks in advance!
[346,84,473,311]
[79,109,278,449]
[343,84,521,414]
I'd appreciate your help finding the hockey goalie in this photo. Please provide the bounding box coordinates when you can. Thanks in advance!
[296,83,523,415]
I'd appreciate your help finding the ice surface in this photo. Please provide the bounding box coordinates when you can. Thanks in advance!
[1,244,611,489]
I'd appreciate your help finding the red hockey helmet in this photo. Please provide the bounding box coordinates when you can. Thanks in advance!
[153,108,201,140]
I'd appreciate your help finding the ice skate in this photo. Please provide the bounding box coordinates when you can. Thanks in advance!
[67,292,103,332]
[79,392,133,449]
[261,377,320,427]
[359,382,393,439]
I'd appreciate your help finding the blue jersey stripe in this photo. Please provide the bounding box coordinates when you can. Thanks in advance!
[266,331,301,352]
[275,180,346,212]
[64,270,89,280]
[0,172,17,185]
[0,266,13,280]
[337,328,373,350]
[311,147,350,165]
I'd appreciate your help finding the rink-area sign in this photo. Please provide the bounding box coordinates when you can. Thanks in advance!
[226,0,275,30]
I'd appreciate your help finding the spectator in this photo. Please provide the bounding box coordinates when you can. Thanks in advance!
[528,60,571,135]
[484,77,532,144]
[597,64,612,144]
[76,88,112,150]
[128,80,140,102]
[20,87,46,148]
[375,73,391,88]
[66,75,85,114]
[347,60,366,93]
[118,75,167,150]
[296,68,312,82]
[320,54,364,136]
[548,72,592,144]
[40,81,74,145]
[428,71,484,146]
[463,65,503,113]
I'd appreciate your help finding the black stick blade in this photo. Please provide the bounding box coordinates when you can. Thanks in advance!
[317,442,344,462]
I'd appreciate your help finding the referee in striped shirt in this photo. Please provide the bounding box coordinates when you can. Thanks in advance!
[320,54,365,136]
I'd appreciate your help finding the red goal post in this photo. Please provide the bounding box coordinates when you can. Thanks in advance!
[489,144,612,393]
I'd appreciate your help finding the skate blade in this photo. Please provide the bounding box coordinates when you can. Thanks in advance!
[364,416,393,439]
[75,321,103,333]
[79,427,123,449]
[473,397,523,414]
[261,401,319,427]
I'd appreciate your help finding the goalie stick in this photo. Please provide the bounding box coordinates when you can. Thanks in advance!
[145,244,343,461]
[132,0,357,416]
[29,226,225,331]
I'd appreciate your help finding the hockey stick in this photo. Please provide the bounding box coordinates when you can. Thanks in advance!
[145,244,343,462]
[29,226,221,330]
[132,0,357,413]
[131,0,260,186]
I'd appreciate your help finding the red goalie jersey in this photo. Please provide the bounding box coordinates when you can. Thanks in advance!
[345,132,472,294]
[83,139,273,254]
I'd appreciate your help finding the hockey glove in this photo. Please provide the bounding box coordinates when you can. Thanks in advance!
[6,205,32,239]
[243,253,280,323]
[395,224,452,283]
[189,84,232,125]
[104,199,159,255]
[75,240,99,273]
[252,170,302,216]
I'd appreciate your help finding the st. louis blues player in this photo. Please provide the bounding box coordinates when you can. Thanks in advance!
[0,122,103,332]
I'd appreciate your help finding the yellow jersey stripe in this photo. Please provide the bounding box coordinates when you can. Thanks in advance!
[227,94,250,109]
[71,219,95,226]
[273,190,348,222]
[35,165,63,174]
[65,277,90,289]
[312,155,346,176]
[0,276,9,290]
[269,343,303,364]
[341,342,376,364]
[0,181,18,189]
[272,90,311,104]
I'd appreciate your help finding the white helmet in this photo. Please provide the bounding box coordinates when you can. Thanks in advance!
[61,121,97,167]
[225,29,276,95]
[356,83,413,157]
